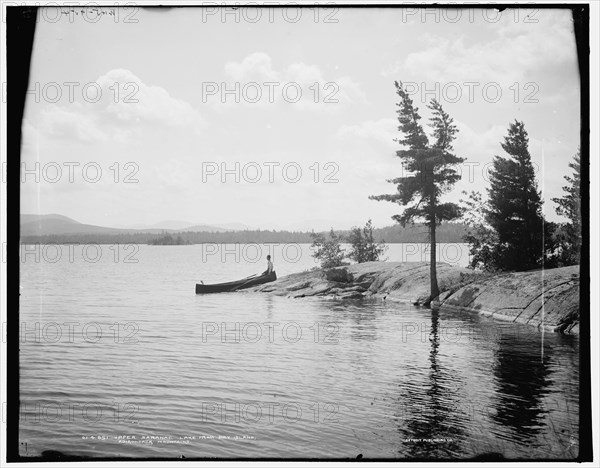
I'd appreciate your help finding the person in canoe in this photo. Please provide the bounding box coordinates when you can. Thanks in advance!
[196,255,276,294]
[262,255,274,276]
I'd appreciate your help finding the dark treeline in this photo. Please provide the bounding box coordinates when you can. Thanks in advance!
[149,233,192,245]
[20,223,468,245]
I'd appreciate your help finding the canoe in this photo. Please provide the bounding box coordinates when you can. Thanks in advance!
[195,271,277,294]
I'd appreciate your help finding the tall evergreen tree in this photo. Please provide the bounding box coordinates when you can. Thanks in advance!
[552,149,581,264]
[370,81,464,305]
[486,120,544,271]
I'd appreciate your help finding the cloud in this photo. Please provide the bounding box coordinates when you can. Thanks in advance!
[334,114,577,221]
[336,117,505,161]
[28,68,204,143]
[36,104,108,142]
[383,10,578,97]
[96,69,204,127]
[336,118,397,146]
[219,52,366,110]
[453,120,507,163]
[224,52,279,82]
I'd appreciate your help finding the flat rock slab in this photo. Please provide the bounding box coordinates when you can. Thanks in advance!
[439,266,580,334]
[250,261,475,302]
[248,262,580,334]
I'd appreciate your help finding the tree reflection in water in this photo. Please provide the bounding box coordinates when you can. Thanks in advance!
[396,309,467,459]
[491,331,553,445]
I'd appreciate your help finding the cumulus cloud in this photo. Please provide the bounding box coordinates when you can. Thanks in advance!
[224,52,279,82]
[97,69,204,127]
[36,104,108,142]
[220,52,366,110]
[28,68,204,143]
[383,10,578,97]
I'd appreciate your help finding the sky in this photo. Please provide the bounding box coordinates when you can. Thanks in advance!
[20,6,582,231]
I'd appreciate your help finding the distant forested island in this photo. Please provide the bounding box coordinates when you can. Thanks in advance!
[20,222,468,245]
[149,233,192,245]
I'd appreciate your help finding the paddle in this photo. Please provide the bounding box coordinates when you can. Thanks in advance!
[199,273,258,285]
[231,273,265,291]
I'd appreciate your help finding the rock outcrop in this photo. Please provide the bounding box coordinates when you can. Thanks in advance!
[249,262,580,334]
[438,265,580,334]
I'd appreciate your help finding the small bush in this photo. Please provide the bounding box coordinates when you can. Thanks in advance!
[346,219,388,263]
[310,229,346,269]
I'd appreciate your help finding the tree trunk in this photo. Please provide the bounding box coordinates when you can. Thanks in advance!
[427,218,440,307]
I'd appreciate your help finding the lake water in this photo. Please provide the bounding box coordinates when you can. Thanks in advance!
[18,244,579,460]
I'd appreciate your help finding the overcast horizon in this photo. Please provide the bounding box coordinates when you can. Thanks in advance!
[20,6,581,231]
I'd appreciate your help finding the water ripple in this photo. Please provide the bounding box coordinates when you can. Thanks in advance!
[19,246,580,460]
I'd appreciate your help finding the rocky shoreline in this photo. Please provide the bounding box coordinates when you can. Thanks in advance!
[249,262,580,334]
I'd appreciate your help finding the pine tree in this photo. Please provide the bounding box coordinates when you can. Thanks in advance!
[552,149,581,264]
[370,82,464,305]
[486,120,544,271]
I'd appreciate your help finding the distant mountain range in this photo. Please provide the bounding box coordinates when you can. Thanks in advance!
[20,214,240,237]
[121,220,206,230]
[19,214,469,244]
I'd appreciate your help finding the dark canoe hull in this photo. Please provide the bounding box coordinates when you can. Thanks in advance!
[195,271,277,294]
